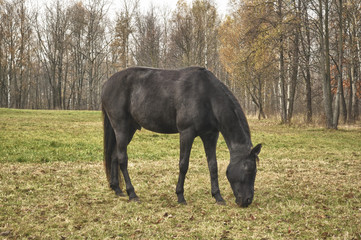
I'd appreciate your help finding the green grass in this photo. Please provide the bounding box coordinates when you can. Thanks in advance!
[0,108,360,239]
[0,109,102,163]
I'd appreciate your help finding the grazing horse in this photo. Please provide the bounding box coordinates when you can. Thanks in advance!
[102,67,262,207]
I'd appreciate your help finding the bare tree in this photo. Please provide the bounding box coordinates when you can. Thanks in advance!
[300,0,313,123]
[67,2,87,109]
[111,0,139,70]
[315,0,333,128]
[0,0,35,108]
[0,0,359,124]
[83,0,109,110]
[36,1,70,109]
[346,0,361,122]
[134,7,161,67]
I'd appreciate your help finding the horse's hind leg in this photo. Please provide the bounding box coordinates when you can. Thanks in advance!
[111,119,139,201]
[110,160,125,197]
[200,131,226,205]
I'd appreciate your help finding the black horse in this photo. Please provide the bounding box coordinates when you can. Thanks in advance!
[102,67,262,207]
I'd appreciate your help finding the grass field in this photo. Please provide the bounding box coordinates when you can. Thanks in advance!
[0,108,360,239]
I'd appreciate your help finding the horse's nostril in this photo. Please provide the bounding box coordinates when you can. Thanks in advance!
[246,198,252,204]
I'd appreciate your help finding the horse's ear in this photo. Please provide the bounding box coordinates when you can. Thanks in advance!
[250,144,262,157]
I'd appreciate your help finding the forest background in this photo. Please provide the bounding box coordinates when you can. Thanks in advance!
[0,0,360,129]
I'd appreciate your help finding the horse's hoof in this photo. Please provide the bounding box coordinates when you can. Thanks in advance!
[113,187,126,197]
[178,200,187,205]
[129,197,140,203]
[216,200,226,206]
[115,191,126,197]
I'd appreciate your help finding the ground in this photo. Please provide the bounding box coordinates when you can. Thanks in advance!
[0,109,360,239]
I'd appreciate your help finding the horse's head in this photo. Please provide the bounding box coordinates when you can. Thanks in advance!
[226,144,262,207]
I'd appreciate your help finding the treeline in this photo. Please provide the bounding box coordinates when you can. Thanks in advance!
[220,0,361,128]
[0,0,360,128]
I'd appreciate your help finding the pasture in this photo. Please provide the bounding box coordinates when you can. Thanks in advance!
[0,108,360,239]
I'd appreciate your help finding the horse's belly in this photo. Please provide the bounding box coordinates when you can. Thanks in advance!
[130,103,178,134]
[138,116,178,134]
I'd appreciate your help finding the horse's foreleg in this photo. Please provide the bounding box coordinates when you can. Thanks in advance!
[176,129,195,204]
[201,131,226,205]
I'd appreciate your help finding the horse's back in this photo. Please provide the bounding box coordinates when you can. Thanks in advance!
[102,67,218,134]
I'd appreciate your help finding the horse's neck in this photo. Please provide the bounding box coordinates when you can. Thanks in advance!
[207,73,252,158]
[222,126,251,158]
[218,107,252,159]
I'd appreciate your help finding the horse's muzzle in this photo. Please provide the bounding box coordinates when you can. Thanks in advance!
[236,197,253,208]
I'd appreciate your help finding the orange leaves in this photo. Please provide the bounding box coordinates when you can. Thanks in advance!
[218,16,242,76]
[219,1,277,82]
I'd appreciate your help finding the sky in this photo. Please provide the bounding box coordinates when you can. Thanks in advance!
[109,0,231,18]
[33,0,231,20]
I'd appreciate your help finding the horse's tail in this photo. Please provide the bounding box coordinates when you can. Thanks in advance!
[102,105,123,190]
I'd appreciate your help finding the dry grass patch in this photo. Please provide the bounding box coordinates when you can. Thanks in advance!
[0,109,360,239]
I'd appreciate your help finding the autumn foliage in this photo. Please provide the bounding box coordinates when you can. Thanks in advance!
[0,0,360,125]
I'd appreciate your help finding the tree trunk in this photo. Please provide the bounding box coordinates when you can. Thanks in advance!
[320,0,333,128]
[303,2,312,123]
[287,0,300,123]
[258,77,266,119]
[278,0,287,123]
[354,15,361,120]
[347,61,354,123]
[332,0,347,128]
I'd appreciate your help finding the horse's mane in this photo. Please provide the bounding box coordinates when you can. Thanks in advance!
[206,70,251,138]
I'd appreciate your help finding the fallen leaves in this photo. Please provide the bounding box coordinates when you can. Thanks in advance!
[1,110,361,239]
[155,212,174,224]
